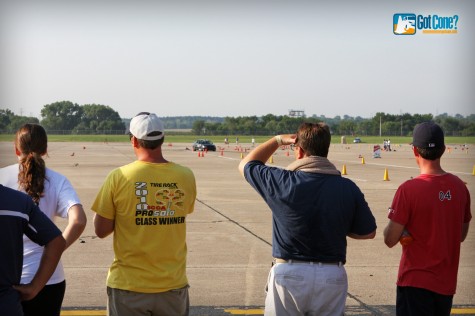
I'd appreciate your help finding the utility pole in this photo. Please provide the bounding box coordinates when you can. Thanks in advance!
[379,115,382,137]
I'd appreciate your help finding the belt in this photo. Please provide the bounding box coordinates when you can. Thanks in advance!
[273,258,343,266]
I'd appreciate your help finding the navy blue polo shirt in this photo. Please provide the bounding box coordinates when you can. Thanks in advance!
[0,185,62,315]
[244,160,376,263]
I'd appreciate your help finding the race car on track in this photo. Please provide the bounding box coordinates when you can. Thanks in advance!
[192,139,216,151]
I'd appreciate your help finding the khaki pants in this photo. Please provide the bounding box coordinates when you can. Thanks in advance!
[265,262,347,316]
[107,286,189,316]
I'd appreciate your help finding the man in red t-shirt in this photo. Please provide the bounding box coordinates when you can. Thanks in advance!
[384,122,471,316]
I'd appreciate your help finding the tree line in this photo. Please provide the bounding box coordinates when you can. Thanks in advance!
[1,101,125,134]
[1,101,474,136]
[192,113,475,136]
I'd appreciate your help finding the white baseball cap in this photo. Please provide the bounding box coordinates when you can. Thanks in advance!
[129,112,164,140]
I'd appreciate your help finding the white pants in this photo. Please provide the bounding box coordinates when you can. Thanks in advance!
[265,262,348,316]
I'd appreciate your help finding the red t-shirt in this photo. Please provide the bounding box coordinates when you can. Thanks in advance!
[388,173,472,295]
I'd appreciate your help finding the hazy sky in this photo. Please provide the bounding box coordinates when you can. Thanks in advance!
[1,0,474,120]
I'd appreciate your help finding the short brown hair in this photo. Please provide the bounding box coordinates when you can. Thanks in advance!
[414,146,445,161]
[136,132,165,149]
[296,122,331,157]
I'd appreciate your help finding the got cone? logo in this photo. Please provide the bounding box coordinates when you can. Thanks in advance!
[393,13,459,35]
[394,14,416,35]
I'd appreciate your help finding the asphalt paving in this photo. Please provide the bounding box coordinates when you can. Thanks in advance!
[1,140,473,315]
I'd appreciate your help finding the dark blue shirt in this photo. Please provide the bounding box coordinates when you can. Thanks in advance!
[244,160,376,263]
[0,185,62,316]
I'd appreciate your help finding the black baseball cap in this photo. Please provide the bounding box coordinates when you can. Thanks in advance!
[412,122,445,148]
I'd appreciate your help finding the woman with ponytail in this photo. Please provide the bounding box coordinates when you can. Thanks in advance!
[0,123,87,316]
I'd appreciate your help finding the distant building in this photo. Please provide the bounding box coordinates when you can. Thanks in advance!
[288,110,305,118]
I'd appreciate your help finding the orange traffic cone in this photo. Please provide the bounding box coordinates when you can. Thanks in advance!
[472,165,475,176]
[361,157,365,164]
[240,153,244,159]
[383,168,390,181]
[268,156,274,164]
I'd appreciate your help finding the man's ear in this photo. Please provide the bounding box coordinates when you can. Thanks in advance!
[297,146,305,159]
[412,146,419,157]
[131,136,139,148]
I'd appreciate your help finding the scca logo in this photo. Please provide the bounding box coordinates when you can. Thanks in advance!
[393,14,416,35]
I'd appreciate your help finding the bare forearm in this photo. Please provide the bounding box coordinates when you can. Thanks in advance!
[14,235,66,300]
[348,230,376,240]
[63,204,87,249]
[239,134,296,176]
[244,137,280,164]
[94,213,115,238]
[462,222,470,242]
[383,221,404,248]
[32,235,65,286]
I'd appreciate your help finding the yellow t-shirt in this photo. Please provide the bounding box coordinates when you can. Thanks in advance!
[92,160,196,293]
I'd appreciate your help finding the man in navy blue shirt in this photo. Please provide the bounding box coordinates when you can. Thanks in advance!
[0,185,66,316]
[239,122,377,316]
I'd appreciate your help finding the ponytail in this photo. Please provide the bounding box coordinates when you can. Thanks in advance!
[15,124,48,205]
[18,152,46,204]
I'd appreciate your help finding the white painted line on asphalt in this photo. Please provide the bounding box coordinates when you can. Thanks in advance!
[332,160,473,176]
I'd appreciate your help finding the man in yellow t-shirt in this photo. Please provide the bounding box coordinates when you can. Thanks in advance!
[92,112,196,316]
